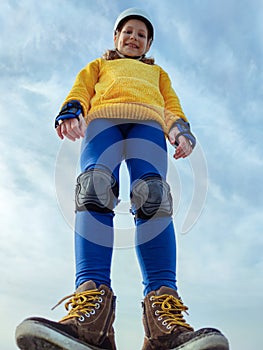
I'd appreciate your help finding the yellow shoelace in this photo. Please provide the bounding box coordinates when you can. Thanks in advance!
[52,289,105,322]
[151,294,194,330]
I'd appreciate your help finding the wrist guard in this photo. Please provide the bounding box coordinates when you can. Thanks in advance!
[55,100,83,128]
[173,119,196,149]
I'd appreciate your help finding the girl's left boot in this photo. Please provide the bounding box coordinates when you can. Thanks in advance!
[142,286,229,350]
[15,280,117,350]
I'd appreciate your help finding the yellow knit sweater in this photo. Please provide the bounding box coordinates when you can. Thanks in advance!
[63,57,187,134]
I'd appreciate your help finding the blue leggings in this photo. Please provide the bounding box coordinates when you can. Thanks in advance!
[75,119,177,295]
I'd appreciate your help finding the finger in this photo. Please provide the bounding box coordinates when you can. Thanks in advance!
[70,117,88,139]
[168,126,178,144]
[61,121,79,141]
[174,147,185,159]
[168,134,175,145]
[178,137,192,154]
[174,143,192,159]
[79,121,87,137]
[68,118,82,138]
[78,114,87,137]
[66,118,84,140]
[56,125,64,140]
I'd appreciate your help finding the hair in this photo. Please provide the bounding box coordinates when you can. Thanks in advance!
[102,49,155,65]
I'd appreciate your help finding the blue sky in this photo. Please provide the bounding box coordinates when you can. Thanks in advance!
[1,0,262,349]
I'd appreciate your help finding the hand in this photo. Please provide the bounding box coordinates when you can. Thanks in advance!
[168,126,193,159]
[56,114,87,141]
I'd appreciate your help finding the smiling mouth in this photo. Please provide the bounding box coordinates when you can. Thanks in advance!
[126,43,139,49]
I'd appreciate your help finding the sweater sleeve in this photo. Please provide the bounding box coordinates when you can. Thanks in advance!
[62,58,101,117]
[159,67,188,131]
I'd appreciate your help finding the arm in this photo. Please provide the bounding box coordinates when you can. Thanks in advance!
[159,68,196,159]
[159,68,187,128]
[54,59,100,141]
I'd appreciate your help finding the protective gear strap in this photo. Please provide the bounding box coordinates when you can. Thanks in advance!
[131,176,173,219]
[55,100,83,128]
[75,169,119,213]
[173,119,196,149]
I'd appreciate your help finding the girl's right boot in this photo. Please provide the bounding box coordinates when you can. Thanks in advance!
[15,280,117,350]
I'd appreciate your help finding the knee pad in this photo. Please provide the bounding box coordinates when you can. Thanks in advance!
[130,176,173,219]
[75,169,119,213]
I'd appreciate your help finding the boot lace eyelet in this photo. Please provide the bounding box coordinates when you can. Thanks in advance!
[85,312,90,317]
[95,303,100,309]
[78,315,85,322]
[158,316,163,321]
[162,321,167,326]
[90,309,95,315]
[167,325,172,330]
[155,310,159,316]
[150,296,155,301]
[100,290,105,295]
[98,297,103,303]
[151,303,156,308]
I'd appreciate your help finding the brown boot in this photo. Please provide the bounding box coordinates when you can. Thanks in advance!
[142,286,229,350]
[16,280,117,350]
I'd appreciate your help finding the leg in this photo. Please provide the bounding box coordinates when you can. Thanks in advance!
[15,119,124,350]
[125,121,177,295]
[135,217,177,295]
[75,119,125,289]
[124,122,229,350]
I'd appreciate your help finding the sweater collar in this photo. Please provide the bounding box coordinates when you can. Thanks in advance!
[115,49,145,61]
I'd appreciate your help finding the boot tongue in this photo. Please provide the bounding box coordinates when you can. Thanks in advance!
[76,280,97,293]
[156,286,179,299]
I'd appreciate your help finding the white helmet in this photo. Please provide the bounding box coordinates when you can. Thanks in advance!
[114,8,154,41]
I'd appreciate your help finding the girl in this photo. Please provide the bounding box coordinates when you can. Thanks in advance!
[16,8,229,350]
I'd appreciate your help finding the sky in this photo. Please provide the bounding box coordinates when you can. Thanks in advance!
[0,0,262,349]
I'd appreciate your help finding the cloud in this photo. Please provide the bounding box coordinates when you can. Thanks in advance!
[0,1,262,349]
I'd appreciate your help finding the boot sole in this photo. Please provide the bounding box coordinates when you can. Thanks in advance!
[15,318,106,350]
[171,332,229,350]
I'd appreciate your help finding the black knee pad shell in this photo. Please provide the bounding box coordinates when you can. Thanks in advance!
[130,176,173,219]
[75,169,119,213]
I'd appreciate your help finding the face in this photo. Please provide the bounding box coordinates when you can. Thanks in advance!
[114,19,151,57]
